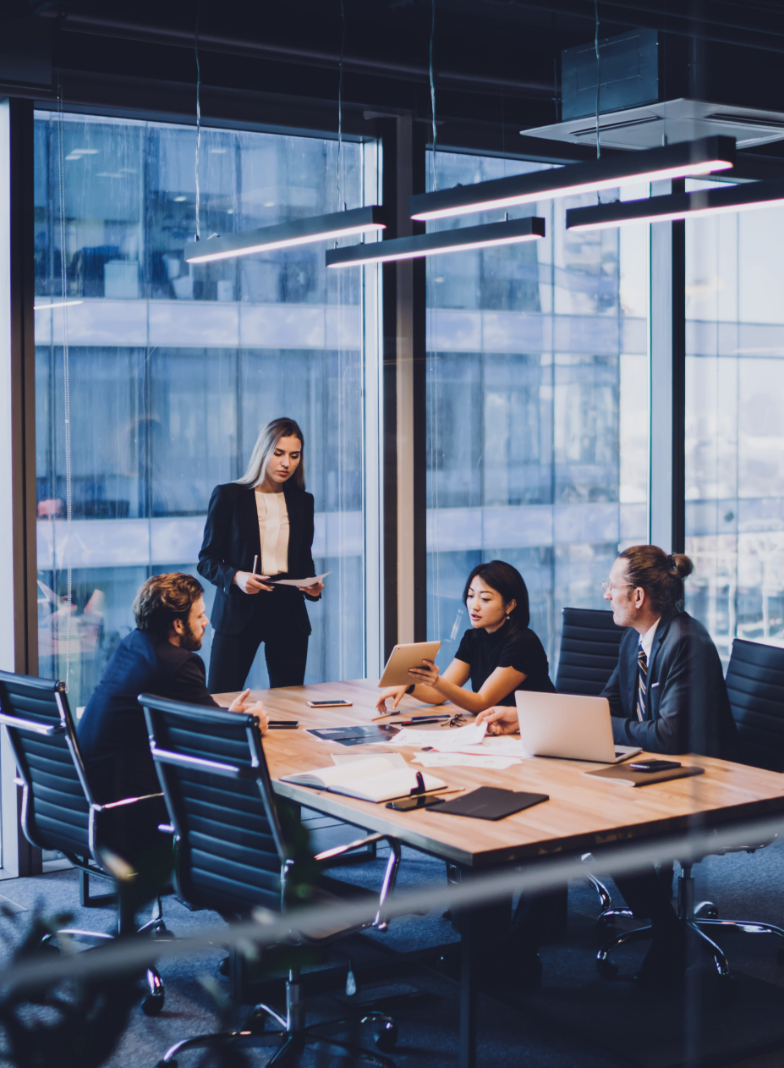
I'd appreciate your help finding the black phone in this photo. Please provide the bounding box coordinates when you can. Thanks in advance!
[629,759,682,772]
[386,794,446,811]
[268,720,300,729]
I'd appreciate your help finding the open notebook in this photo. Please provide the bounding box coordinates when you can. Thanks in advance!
[281,754,446,803]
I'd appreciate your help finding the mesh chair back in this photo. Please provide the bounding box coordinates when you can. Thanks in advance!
[725,638,784,771]
[140,695,288,915]
[555,607,625,696]
[0,670,93,857]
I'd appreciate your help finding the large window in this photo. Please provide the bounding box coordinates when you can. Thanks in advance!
[34,110,379,709]
[426,151,649,670]
[685,191,784,659]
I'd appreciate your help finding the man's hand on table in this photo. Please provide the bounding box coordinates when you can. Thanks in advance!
[228,688,268,733]
[475,706,520,736]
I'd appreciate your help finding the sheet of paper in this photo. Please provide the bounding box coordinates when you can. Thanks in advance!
[412,752,522,770]
[332,752,407,768]
[267,572,331,589]
[450,737,524,758]
[382,721,487,751]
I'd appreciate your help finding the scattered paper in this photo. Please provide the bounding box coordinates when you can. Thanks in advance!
[268,572,330,589]
[382,721,487,751]
[332,752,407,769]
[412,752,522,770]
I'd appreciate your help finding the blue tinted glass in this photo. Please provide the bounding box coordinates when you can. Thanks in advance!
[34,111,373,708]
[426,151,649,671]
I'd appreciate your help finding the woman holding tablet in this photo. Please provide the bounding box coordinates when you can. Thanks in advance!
[198,417,324,693]
[375,560,554,715]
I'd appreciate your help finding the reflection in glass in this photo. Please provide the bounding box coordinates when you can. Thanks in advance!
[685,187,784,659]
[34,110,375,710]
[426,151,650,670]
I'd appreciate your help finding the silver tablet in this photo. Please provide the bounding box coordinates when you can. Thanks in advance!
[378,641,442,688]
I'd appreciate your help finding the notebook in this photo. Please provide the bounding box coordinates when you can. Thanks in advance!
[280,755,447,803]
[432,786,549,821]
[584,764,704,787]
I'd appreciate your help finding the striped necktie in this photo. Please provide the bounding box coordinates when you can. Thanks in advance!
[637,646,648,722]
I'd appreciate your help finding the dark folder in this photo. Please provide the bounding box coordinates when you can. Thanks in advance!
[432,786,549,821]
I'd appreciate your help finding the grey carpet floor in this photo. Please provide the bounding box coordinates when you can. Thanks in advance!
[2,813,784,1068]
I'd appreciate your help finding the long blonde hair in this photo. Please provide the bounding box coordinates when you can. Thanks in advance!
[236,417,306,490]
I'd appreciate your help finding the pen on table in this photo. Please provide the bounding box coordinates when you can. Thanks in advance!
[372,712,451,723]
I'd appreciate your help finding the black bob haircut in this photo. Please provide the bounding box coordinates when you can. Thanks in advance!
[462,560,530,631]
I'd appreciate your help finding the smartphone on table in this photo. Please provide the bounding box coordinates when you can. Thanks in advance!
[386,794,445,811]
[306,700,353,708]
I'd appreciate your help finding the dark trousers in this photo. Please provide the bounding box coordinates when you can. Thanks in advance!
[208,622,309,692]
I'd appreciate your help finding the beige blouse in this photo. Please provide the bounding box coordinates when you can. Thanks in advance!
[254,489,290,576]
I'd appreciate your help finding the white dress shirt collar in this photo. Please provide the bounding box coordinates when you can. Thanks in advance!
[639,615,661,662]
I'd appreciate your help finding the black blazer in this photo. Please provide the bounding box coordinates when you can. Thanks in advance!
[197,481,318,636]
[78,629,218,804]
[601,608,739,759]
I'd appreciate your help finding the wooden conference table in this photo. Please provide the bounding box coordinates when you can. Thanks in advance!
[215,679,784,1067]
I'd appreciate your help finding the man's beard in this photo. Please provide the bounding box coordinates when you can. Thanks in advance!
[179,620,203,651]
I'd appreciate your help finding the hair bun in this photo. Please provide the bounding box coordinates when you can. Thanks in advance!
[669,553,693,579]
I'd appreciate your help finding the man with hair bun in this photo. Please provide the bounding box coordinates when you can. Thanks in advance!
[601,544,737,758]
[480,544,738,990]
[78,573,267,841]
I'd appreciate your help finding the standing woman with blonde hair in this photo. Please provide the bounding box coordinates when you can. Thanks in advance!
[198,417,324,693]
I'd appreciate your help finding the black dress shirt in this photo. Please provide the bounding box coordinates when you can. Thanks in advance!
[455,621,556,706]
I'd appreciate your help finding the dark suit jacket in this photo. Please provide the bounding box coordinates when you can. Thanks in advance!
[197,481,318,636]
[78,629,218,804]
[601,608,739,759]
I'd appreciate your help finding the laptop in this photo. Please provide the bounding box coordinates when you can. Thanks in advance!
[514,691,641,764]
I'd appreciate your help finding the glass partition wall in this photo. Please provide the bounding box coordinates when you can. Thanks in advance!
[425,151,650,670]
[33,110,379,711]
[685,188,784,661]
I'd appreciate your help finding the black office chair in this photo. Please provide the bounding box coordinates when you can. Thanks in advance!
[597,637,784,980]
[554,608,627,915]
[0,669,169,1015]
[726,637,784,771]
[555,606,625,697]
[140,693,403,1068]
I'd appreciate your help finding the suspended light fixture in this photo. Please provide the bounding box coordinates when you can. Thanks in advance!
[184,206,387,263]
[565,178,784,231]
[408,136,736,222]
[325,216,545,268]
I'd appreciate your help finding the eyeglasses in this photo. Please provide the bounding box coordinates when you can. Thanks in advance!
[601,581,636,593]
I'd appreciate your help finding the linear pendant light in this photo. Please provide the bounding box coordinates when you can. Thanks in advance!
[325,216,546,268]
[408,136,736,222]
[184,206,386,263]
[565,178,784,231]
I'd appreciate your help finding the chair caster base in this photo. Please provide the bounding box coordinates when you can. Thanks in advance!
[218,956,230,977]
[374,1020,398,1052]
[141,992,164,1016]
[694,901,719,919]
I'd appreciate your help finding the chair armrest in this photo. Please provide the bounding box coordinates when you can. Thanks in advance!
[94,792,164,811]
[314,833,402,931]
[158,823,175,834]
[314,832,390,863]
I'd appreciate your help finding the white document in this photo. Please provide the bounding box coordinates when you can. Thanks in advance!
[331,752,407,768]
[280,754,445,803]
[412,752,522,770]
[383,721,487,751]
[267,572,330,589]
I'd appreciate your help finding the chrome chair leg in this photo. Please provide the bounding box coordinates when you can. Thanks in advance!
[586,873,613,912]
[688,921,730,978]
[596,923,654,977]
